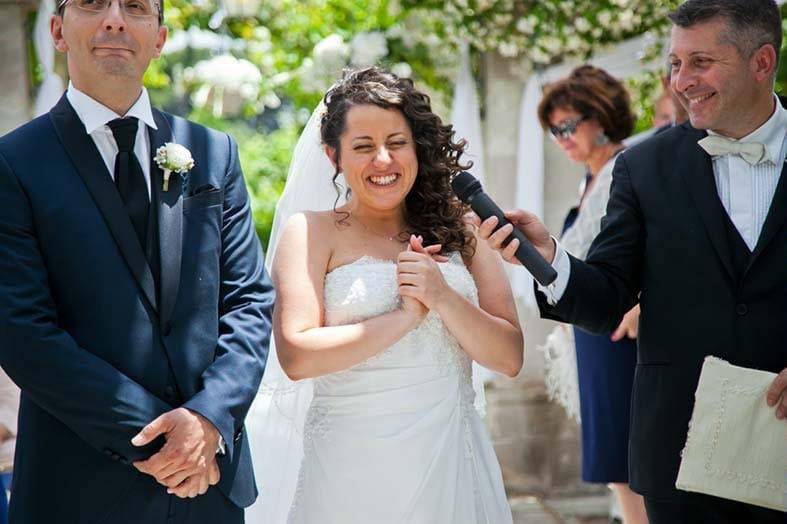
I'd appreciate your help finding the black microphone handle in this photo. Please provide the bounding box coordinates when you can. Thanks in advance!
[469,193,558,286]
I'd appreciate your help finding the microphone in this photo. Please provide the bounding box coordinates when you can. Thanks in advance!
[451,171,557,286]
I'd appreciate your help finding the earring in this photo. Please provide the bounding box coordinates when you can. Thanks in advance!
[595,133,610,146]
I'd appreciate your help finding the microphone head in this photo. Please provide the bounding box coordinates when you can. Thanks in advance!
[450,171,482,202]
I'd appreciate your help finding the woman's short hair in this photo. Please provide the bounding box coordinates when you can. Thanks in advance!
[321,66,475,258]
[538,65,635,143]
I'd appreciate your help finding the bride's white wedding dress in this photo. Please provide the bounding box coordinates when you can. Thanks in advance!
[284,253,512,523]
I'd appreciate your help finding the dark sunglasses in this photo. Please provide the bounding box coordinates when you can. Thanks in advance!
[549,116,587,140]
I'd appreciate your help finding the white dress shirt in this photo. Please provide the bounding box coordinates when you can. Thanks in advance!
[66,82,158,199]
[541,95,787,304]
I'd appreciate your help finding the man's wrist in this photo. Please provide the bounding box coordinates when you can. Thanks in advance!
[187,408,223,455]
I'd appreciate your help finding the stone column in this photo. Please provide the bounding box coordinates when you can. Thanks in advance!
[0,0,36,135]
[481,51,600,498]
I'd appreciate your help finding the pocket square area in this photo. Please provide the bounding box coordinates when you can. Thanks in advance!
[183,187,223,211]
[189,184,220,197]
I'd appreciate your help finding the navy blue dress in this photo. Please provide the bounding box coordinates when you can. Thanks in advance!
[563,205,638,483]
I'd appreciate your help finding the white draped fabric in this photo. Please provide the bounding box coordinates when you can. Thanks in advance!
[451,42,486,185]
[245,104,338,524]
[510,74,547,308]
[33,0,64,117]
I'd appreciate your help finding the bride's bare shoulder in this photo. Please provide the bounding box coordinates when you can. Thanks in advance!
[287,210,346,237]
[277,211,345,258]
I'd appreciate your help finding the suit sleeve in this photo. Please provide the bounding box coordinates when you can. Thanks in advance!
[0,152,171,464]
[536,153,644,334]
[183,134,274,460]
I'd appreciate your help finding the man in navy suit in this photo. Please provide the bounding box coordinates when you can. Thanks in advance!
[482,0,785,522]
[0,1,274,522]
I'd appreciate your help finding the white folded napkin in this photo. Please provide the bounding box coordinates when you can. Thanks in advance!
[676,356,786,511]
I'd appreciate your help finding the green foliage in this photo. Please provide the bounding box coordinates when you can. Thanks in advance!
[777,5,787,96]
[626,71,663,134]
[402,0,681,64]
[148,0,452,247]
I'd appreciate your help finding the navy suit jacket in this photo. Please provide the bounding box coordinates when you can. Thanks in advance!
[537,122,787,496]
[0,95,274,521]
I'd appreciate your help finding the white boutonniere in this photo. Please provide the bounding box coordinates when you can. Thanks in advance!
[154,142,195,191]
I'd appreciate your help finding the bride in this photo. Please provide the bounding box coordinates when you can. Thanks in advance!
[246,67,522,523]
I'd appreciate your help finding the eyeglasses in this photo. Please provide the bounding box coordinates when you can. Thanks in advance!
[59,0,161,21]
[549,116,587,140]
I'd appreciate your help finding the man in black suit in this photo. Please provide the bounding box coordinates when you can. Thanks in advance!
[482,1,786,522]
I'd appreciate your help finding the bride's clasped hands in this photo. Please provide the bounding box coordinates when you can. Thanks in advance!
[398,234,450,315]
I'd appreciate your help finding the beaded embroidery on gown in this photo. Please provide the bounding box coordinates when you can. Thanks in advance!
[286,254,512,524]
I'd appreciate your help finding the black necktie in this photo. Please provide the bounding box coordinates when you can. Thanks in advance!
[108,117,149,250]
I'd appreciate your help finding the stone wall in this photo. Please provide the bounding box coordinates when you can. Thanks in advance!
[0,1,35,135]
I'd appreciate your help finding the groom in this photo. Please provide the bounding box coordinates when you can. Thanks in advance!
[0,1,273,523]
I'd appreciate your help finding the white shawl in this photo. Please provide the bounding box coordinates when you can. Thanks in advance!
[539,155,618,423]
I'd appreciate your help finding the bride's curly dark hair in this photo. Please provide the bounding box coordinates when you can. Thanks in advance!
[320,66,475,259]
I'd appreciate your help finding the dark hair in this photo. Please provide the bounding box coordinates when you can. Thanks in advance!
[668,0,781,72]
[537,65,635,143]
[321,66,475,259]
[56,0,165,24]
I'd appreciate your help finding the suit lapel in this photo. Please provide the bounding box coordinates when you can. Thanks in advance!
[149,110,183,330]
[748,159,787,270]
[50,95,158,312]
[680,126,736,281]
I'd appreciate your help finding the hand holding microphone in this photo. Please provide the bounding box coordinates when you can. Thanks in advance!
[480,210,556,266]
[451,171,557,286]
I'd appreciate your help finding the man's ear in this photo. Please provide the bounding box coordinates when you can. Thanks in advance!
[324,146,339,170]
[750,43,777,84]
[50,14,68,53]
[153,24,168,59]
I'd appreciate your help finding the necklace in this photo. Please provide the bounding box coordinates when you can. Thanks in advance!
[351,214,408,243]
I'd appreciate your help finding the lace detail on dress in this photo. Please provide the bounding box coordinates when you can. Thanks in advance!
[322,253,478,378]
[288,403,333,522]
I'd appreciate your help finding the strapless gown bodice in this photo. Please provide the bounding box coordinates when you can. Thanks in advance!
[288,255,512,524]
[313,254,477,399]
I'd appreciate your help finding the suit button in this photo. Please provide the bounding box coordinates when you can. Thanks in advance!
[736,303,748,316]
[111,453,120,461]
[164,385,176,399]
